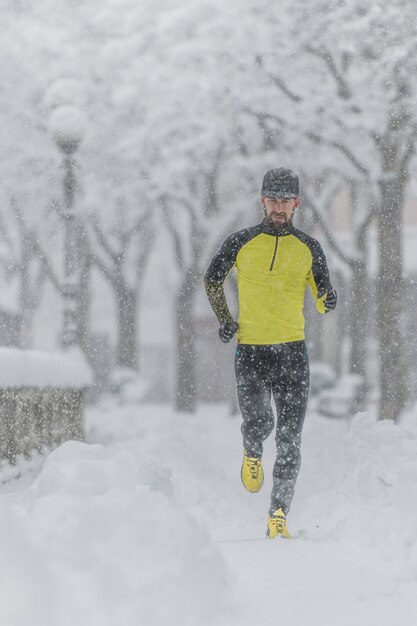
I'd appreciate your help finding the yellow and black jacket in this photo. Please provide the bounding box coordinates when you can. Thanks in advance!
[204,219,333,345]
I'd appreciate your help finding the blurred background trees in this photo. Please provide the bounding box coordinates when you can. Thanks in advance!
[1,0,417,420]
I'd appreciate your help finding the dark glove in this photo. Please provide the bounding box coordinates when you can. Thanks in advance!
[324,288,337,312]
[218,321,239,343]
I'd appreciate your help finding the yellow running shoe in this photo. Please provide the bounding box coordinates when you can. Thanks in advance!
[241,451,264,493]
[266,508,292,539]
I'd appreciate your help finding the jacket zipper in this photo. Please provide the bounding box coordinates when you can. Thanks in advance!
[269,235,279,271]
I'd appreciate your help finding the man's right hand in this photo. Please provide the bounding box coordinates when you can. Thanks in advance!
[324,288,337,312]
[219,321,239,343]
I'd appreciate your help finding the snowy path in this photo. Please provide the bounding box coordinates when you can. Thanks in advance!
[218,537,412,625]
[87,399,417,626]
[1,396,417,625]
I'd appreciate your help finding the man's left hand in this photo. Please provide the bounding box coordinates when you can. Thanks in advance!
[219,321,239,343]
[324,289,337,312]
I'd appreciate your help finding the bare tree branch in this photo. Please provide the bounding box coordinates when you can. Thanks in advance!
[179,191,199,225]
[400,130,417,179]
[91,247,118,286]
[130,208,153,239]
[204,144,224,218]
[135,226,155,291]
[305,44,352,100]
[87,217,120,283]
[160,194,184,270]
[358,206,376,238]
[242,107,285,129]
[0,197,20,257]
[307,130,369,177]
[31,237,64,294]
[90,214,120,264]
[244,105,369,177]
[255,55,302,103]
[302,187,355,267]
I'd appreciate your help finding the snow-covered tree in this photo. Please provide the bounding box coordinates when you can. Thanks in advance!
[3,0,417,418]
[0,198,47,348]
[88,199,155,370]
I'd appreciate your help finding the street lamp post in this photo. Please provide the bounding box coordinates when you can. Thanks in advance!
[50,105,85,350]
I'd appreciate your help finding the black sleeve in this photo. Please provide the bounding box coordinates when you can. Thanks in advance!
[204,232,244,326]
[292,228,333,313]
[309,239,332,299]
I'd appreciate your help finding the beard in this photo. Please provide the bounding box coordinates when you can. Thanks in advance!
[264,210,292,230]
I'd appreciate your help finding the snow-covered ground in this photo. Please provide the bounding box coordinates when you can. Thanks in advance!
[1,384,417,626]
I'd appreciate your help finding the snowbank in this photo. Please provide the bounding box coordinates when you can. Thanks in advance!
[294,409,417,582]
[341,413,417,580]
[0,348,92,389]
[0,441,231,626]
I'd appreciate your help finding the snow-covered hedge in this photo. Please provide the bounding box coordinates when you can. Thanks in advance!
[0,348,92,389]
[0,349,92,464]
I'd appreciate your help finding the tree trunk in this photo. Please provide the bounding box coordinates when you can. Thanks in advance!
[376,178,408,420]
[116,283,138,370]
[18,242,33,349]
[77,225,92,353]
[347,183,371,404]
[349,257,369,405]
[175,267,200,413]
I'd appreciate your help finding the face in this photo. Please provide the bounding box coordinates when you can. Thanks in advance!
[262,196,300,227]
